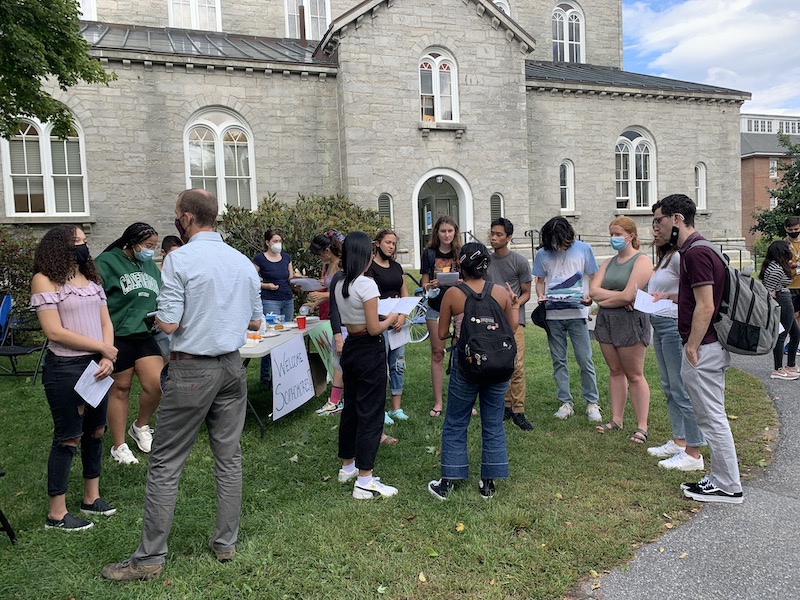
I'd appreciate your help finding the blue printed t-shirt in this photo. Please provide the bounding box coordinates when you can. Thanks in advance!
[252,251,293,301]
[532,240,598,320]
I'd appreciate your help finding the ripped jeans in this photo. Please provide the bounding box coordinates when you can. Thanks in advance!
[384,336,406,396]
[42,352,108,497]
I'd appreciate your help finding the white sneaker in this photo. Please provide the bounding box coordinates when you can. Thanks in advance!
[658,451,705,471]
[553,403,574,419]
[110,443,139,465]
[647,439,684,458]
[338,467,357,483]
[128,422,154,453]
[586,404,602,422]
[316,400,343,416]
[353,477,398,499]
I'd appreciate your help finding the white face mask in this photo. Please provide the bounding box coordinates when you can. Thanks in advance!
[270,243,282,254]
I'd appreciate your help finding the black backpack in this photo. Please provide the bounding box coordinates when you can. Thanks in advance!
[456,281,517,384]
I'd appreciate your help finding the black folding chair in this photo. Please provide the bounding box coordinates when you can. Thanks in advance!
[0,470,17,544]
[0,310,47,385]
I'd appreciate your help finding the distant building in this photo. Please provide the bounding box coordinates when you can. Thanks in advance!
[0,0,751,264]
[741,114,800,246]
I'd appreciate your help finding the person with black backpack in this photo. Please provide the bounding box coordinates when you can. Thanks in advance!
[427,242,520,501]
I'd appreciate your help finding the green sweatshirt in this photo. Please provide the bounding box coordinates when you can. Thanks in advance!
[95,247,161,338]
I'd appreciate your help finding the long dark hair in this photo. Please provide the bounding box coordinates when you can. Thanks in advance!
[652,201,677,270]
[310,230,343,258]
[340,232,373,298]
[459,242,491,280]
[33,225,101,286]
[759,240,793,281]
[104,222,158,252]
[427,216,461,256]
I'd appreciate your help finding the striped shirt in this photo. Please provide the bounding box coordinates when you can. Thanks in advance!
[30,282,107,357]
[157,231,261,356]
[761,262,791,294]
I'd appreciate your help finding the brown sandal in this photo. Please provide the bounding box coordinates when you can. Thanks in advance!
[429,408,442,418]
[596,421,623,434]
[380,434,399,445]
[629,429,648,444]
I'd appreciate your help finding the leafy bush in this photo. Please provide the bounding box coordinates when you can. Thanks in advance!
[220,193,389,276]
[0,225,38,308]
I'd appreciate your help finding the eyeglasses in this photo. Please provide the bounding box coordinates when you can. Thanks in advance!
[652,216,669,228]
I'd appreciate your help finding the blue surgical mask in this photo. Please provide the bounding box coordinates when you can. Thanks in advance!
[134,247,155,262]
[610,236,628,252]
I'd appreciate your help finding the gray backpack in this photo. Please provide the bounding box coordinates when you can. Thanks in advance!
[684,239,780,356]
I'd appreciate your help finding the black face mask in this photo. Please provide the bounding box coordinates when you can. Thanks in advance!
[669,226,680,247]
[377,247,392,261]
[74,244,91,265]
[788,231,800,239]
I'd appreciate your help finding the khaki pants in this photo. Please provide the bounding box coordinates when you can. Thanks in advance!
[505,325,526,413]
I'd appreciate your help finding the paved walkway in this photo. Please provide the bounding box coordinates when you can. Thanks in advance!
[583,353,800,599]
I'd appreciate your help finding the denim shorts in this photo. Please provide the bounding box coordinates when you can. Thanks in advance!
[426,307,440,321]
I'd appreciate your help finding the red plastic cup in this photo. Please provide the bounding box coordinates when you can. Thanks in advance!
[296,316,306,329]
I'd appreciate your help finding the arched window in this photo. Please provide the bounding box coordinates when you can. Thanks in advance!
[559,160,574,211]
[493,0,510,15]
[378,193,393,226]
[169,0,221,31]
[419,49,459,124]
[490,193,504,221]
[695,163,707,210]
[184,109,256,212]
[615,129,655,210]
[1,118,88,217]
[552,2,584,63]
[285,0,330,40]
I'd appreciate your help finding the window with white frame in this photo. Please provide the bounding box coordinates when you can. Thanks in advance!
[78,0,97,20]
[285,0,330,40]
[615,129,655,210]
[377,193,393,226]
[694,163,707,209]
[169,0,221,31]
[185,109,256,211]
[770,196,779,209]
[493,0,510,15]
[769,159,778,179]
[419,49,459,124]
[552,2,584,63]
[559,160,575,210]
[490,193,504,221]
[1,119,88,217]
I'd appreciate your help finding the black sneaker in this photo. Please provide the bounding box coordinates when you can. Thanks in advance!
[511,412,533,431]
[478,478,495,499]
[45,513,94,531]
[428,478,455,501]
[680,476,710,492]
[80,497,117,516]
[683,478,743,504]
[503,407,513,421]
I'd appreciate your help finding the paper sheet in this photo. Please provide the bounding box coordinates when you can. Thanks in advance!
[387,325,412,350]
[290,277,325,292]
[378,297,421,316]
[633,289,673,315]
[73,360,113,408]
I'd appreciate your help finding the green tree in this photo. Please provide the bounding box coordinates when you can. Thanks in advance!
[0,0,112,139]
[0,225,38,307]
[750,132,800,241]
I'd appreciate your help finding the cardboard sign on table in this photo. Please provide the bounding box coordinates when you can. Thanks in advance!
[270,334,315,420]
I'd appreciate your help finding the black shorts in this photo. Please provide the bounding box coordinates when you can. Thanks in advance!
[113,335,163,373]
[791,289,800,313]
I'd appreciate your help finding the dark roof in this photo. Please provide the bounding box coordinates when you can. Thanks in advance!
[741,132,800,157]
[80,21,336,65]
[525,61,750,98]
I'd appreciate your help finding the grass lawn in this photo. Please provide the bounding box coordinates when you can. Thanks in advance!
[0,326,776,599]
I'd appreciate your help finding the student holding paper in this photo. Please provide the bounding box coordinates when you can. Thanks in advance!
[31,225,118,531]
[367,229,411,425]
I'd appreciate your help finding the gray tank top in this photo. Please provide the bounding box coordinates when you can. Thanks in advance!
[601,252,644,291]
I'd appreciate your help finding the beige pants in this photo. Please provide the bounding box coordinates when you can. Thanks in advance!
[505,325,526,412]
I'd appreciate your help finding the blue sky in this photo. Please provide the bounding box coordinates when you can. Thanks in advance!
[621,0,800,115]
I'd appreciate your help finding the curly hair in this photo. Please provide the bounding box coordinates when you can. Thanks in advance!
[33,225,101,286]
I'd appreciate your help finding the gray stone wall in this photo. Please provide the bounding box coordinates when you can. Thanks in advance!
[527,90,744,252]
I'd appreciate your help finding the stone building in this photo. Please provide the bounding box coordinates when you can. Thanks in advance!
[0,0,751,266]
[740,113,800,247]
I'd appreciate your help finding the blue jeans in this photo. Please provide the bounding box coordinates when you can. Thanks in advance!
[260,298,295,382]
[545,318,599,406]
[384,335,406,396]
[650,315,705,447]
[440,348,509,480]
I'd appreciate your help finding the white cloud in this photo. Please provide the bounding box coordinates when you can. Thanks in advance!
[623,0,800,114]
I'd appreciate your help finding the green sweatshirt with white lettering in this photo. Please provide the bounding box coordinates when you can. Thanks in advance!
[95,247,161,339]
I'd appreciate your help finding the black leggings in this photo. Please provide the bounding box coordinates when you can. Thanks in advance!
[338,334,387,471]
[774,290,800,370]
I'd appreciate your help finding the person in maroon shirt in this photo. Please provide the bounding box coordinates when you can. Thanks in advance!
[659,194,743,504]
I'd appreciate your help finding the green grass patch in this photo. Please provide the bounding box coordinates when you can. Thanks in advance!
[0,327,776,599]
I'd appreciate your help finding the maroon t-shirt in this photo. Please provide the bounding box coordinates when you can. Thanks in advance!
[677,232,726,345]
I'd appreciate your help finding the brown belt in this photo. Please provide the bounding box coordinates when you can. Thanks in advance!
[347,329,369,337]
[169,351,204,361]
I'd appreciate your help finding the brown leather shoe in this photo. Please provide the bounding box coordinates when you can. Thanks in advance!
[101,559,163,581]
[209,541,235,563]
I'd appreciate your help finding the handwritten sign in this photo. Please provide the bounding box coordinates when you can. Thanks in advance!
[307,321,337,380]
[271,334,314,420]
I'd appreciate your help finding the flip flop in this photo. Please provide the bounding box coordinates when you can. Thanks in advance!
[429,408,442,418]
[596,421,623,434]
[629,429,648,444]
[380,434,399,445]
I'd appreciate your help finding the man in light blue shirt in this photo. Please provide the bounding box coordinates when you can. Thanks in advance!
[103,189,261,581]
